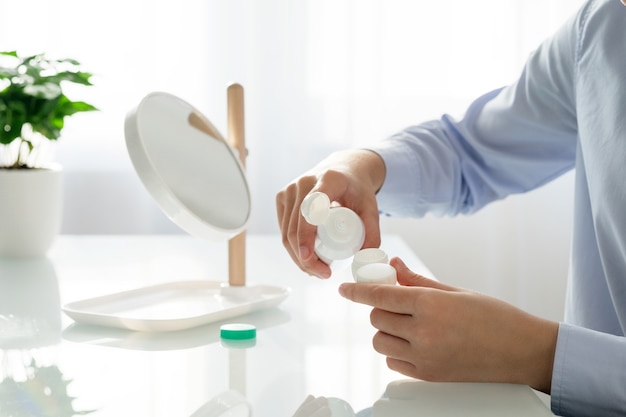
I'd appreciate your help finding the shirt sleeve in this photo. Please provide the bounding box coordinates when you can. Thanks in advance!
[552,323,626,416]
[370,5,580,219]
[369,1,626,415]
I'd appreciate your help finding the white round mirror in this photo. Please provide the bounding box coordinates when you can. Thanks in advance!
[124,92,251,241]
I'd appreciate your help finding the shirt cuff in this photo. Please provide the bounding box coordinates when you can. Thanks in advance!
[551,322,626,416]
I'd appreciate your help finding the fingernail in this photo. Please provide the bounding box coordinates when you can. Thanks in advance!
[338,283,347,297]
[299,246,311,260]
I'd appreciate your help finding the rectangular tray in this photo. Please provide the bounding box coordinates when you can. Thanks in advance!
[62,280,290,332]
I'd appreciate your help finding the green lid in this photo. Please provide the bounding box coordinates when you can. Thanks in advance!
[220,323,256,340]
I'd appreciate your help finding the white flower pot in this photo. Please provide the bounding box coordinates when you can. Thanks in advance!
[0,165,62,258]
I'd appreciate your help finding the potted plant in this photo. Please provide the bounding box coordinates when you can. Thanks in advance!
[0,51,97,257]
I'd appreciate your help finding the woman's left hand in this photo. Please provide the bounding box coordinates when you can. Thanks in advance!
[338,257,559,393]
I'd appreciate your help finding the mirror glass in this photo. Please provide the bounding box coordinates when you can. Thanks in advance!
[125,92,251,241]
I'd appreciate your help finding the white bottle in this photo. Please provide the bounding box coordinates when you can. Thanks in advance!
[354,262,397,285]
[351,247,389,279]
[300,192,365,264]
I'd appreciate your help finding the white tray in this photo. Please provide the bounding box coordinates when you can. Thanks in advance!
[62,281,290,332]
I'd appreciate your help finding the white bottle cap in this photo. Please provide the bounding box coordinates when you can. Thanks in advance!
[355,263,397,285]
[301,192,365,263]
[300,192,331,226]
[315,207,365,263]
[351,248,389,281]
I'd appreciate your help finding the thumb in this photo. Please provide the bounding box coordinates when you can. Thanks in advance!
[391,257,456,291]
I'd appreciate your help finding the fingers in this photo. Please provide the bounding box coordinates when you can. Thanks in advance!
[315,169,381,250]
[371,313,410,348]
[391,257,457,291]
[356,199,382,250]
[276,177,331,278]
[372,329,420,379]
[275,149,385,278]
[338,257,456,312]
[276,174,379,279]
[370,307,412,337]
[386,357,419,379]
[338,282,417,314]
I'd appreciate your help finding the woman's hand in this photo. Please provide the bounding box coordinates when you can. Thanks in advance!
[276,149,386,278]
[338,257,559,393]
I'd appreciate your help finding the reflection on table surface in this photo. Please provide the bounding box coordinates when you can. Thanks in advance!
[0,235,552,416]
[292,380,554,417]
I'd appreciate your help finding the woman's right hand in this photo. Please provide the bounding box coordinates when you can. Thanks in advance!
[275,149,386,278]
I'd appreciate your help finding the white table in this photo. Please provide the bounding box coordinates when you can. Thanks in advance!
[0,235,553,416]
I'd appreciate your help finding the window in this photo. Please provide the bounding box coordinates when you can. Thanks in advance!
[0,0,583,234]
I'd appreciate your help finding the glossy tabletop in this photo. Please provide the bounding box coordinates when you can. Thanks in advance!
[0,235,553,416]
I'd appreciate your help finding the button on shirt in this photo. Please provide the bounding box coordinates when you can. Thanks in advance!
[368,1,626,415]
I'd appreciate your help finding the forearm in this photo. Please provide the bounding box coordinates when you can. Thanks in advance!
[311,148,386,195]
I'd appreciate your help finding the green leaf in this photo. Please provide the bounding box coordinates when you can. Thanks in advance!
[23,82,62,99]
[0,98,26,144]
[0,67,18,80]
[33,119,62,140]
[56,57,81,66]
[63,100,98,115]
[46,70,94,86]
[0,119,25,144]
[0,50,97,148]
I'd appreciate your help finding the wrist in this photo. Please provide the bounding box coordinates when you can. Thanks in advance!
[317,148,386,194]
[526,317,559,393]
[340,148,386,193]
[358,148,387,193]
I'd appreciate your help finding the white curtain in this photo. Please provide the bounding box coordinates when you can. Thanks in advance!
[1,0,583,318]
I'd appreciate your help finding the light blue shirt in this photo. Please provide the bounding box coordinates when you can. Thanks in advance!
[369,1,626,415]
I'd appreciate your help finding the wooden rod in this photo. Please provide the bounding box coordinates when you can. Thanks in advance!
[227,83,246,286]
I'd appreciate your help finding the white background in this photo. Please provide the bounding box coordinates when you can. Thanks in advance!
[0,0,585,322]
